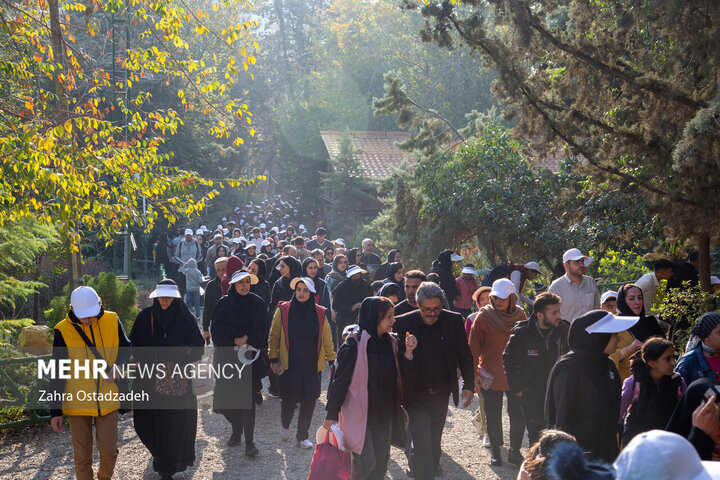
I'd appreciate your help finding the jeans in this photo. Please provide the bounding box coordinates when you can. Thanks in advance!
[185,290,201,318]
[68,411,119,480]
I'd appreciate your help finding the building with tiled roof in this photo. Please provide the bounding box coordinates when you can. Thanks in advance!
[319,130,414,180]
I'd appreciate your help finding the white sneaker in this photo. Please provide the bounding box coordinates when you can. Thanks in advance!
[482,434,491,448]
[280,427,290,441]
[296,439,313,449]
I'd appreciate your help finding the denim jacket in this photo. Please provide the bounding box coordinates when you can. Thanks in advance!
[675,345,717,386]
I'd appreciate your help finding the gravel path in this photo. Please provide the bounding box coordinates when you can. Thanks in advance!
[0,375,522,479]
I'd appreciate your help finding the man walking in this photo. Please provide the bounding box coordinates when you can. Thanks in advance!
[172,228,204,296]
[49,286,131,480]
[503,292,569,444]
[394,270,426,316]
[548,248,600,323]
[635,259,675,314]
[202,256,227,344]
[393,282,474,479]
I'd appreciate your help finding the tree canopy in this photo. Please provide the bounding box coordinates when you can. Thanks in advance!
[408,0,720,288]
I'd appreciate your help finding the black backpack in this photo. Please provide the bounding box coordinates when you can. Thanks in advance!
[481,262,524,286]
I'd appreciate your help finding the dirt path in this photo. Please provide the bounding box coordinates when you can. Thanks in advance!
[0,376,521,479]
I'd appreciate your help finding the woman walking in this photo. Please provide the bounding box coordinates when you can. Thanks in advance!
[468,279,527,466]
[383,262,406,302]
[545,309,638,462]
[324,296,416,479]
[211,270,268,456]
[130,279,204,480]
[620,337,685,447]
[325,254,348,296]
[268,277,335,448]
[610,283,665,381]
[270,255,302,311]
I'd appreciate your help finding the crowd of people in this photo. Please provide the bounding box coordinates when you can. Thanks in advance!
[48,213,720,480]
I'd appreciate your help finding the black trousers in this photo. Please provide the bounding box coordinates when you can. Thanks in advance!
[281,398,316,442]
[221,403,256,446]
[519,392,545,444]
[350,423,392,480]
[407,391,449,480]
[481,389,525,451]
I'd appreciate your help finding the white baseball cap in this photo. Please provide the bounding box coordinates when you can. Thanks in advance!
[261,240,272,247]
[335,238,346,246]
[489,278,516,299]
[232,237,243,244]
[601,290,618,304]
[229,271,258,285]
[184,228,193,235]
[213,233,223,239]
[346,265,366,278]
[461,266,477,276]
[450,253,464,262]
[70,286,102,318]
[290,276,316,293]
[524,261,541,273]
[259,223,266,228]
[711,276,720,286]
[149,283,182,299]
[585,312,639,334]
[563,248,593,267]
[195,229,204,235]
[614,430,720,480]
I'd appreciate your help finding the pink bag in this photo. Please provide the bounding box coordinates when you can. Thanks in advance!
[307,431,352,480]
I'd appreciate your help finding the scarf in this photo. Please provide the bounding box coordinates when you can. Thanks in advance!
[617,283,665,341]
[481,294,524,332]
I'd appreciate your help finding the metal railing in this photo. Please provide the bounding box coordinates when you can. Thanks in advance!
[0,354,51,431]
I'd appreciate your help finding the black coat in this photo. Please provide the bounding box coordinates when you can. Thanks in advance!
[544,311,621,462]
[392,309,474,406]
[332,278,373,330]
[211,289,268,410]
[129,300,204,475]
[202,276,222,333]
[394,300,416,317]
[503,315,570,398]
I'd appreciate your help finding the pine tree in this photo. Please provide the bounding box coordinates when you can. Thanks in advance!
[322,132,374,241]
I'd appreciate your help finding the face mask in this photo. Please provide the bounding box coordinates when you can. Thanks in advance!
[235,344,261,365]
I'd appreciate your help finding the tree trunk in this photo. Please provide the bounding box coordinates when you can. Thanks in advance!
[698,233,711,292]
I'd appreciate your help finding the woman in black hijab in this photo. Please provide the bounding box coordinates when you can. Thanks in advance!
[347,247,364,268]
[383,262,406,302]
[617,283,665,340]
[666,377,720,460]
[325,297,416,479]
[268,277,336,448]
[435,250,458,304]
[611,283,665,382]
[375,249,401,282]
[211,271,268,457]
[270,255,302,311]
[130,279,204,480]
[545,309,637,462]
[248,258,271,307]
[377,282,402,305]
[268,277,335,448]
[332,266,374,344]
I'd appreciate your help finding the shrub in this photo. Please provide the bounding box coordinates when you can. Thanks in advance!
[657,283,720,351]
[44,272,139,332]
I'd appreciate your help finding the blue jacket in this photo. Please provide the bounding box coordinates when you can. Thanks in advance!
[675,345,716,386]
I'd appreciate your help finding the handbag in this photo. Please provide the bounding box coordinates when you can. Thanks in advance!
[191,346,215,396]
[307,431,352,480]
[151,313,189,396]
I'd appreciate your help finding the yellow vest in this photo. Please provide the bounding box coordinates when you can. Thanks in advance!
[54,311,121,416]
